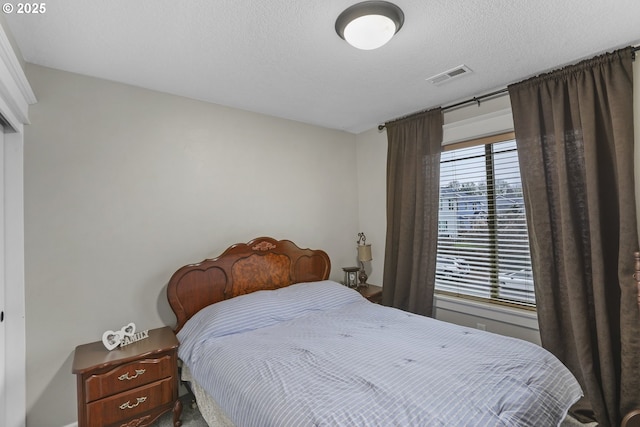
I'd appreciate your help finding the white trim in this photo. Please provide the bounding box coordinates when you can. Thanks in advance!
[61,423,78,427]
[0,22,33,427]
[442,108,514,145]
[434,293,539,331]
[0,25,35,123]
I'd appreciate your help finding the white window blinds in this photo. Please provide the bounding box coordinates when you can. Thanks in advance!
[436,137,535,308]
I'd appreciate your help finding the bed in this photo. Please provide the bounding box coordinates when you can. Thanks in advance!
[167,237,583,427]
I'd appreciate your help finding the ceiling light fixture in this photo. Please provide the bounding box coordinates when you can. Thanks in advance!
[335,1,404,50]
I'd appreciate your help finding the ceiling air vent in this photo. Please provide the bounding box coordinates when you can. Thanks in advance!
[427,65,472,85]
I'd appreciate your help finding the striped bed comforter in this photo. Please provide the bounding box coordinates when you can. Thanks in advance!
[177,281,582,427]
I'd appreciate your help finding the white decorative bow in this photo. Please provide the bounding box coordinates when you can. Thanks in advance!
[102,322,136,351]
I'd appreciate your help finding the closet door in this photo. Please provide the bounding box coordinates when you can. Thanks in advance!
[3,122,26,427]
[0,124,5,423]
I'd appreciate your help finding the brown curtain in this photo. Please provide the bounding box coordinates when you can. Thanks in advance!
[508,47,639,427]
[382,108,443,316]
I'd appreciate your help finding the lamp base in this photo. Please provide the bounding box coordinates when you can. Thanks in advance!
[358,263,368,288]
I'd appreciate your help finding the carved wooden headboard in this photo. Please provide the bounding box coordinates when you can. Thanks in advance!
[167,237,331,332]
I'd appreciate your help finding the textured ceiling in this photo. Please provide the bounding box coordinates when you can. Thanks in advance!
[5,0,640,133]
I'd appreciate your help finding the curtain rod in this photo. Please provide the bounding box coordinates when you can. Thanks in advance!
[376,88,507,131]
[377,46,640,132]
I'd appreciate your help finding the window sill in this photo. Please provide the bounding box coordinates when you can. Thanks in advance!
[434,293,539,331]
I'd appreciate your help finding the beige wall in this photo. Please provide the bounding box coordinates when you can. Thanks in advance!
[23,64,359,427]
[355,127,387,285]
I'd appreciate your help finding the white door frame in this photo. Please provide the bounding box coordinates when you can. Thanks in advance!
[0,22,36,427]
[0,124,5,424]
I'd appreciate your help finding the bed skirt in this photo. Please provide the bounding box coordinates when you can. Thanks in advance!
[182,364,236,427]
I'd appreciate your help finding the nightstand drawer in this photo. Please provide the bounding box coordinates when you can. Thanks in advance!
[84,354,173,402]
[73,327,182,427]
[85,377,174,426]
[358,284,383,304]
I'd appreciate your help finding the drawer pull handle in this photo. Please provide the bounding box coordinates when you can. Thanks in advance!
[118,369,146,381]
[119,396,147,410]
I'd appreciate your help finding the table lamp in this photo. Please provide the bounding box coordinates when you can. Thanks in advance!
[357,232,372,287]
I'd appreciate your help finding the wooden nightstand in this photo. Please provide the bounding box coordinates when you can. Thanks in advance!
[72,326,182,427]
[357,284,383,304]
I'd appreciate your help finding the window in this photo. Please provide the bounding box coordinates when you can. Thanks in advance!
[435,133,534,308]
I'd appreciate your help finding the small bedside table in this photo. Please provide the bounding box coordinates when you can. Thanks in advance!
[357,284,383,304]
[72,326,182,427]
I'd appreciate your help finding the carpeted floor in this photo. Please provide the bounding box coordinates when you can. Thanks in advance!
[153,395,207,427]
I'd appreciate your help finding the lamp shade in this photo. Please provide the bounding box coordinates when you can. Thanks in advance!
[335,1,404,50]
[357,244,373,262]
